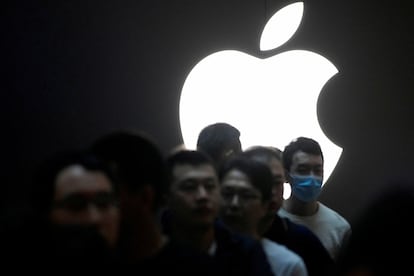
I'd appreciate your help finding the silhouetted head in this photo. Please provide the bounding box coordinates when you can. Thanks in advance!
[32,149,120,247]
[90,130,167,213]
[196,122,242,170]
[337,183,414,275]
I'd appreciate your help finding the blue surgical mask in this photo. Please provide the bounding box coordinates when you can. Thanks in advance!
[290,174,323,203]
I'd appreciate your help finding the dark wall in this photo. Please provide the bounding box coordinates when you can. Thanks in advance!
[5,0,414,224]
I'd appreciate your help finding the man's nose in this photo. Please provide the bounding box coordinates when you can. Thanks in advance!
[196,185,208,198]
[85,204,104,224]
[230,194,240,206]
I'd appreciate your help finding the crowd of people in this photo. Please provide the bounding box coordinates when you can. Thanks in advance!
[2,122,411,275]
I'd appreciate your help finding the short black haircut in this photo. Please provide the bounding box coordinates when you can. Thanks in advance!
[196,122,242,168]
[165,149,215,187]
[282,137,323,173]
[243,146,283,163]
[90,130,167,210]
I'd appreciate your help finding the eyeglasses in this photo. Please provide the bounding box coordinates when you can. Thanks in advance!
[53,192,118,212]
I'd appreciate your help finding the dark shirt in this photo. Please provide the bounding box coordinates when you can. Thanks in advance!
[158,211,274,276]
[134,240,217,276]
[1,215,116,272]
[214,219,274,276]
[264,214,335,276]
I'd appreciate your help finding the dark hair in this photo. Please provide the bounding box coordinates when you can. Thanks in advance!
[90,130,167,211]
[196,122,242,167]
[219,156,273,202]
[243,146,283,163]
[32,149,116,217]
[166,149,215,186]
[282,137,323,173]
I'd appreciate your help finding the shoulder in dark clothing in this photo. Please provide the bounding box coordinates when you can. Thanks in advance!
[134,240,217,276]
[265,215,335,276]
[159,213,274,276]
[214,219,274,276]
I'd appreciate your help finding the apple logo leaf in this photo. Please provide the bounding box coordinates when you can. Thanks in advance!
[260,1,304,51]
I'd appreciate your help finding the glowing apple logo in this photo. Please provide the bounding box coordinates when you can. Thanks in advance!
[179,2,342,197]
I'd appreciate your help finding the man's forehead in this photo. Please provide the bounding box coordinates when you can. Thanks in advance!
[292,151,323,165]
[221,170,254,189]
[173,163,217,179]
[54,165,113,198]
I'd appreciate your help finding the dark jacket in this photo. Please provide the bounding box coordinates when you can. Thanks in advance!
[158,211,274,276]
[264,214,335,276]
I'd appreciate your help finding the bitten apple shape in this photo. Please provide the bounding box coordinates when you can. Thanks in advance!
[179,2,342,190]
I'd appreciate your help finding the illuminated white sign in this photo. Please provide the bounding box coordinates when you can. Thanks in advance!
[179,2,342,198]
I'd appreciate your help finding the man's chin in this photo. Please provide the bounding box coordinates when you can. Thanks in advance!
[191,217,216,230]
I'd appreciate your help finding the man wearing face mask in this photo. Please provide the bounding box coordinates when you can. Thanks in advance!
[278,137,351,262]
